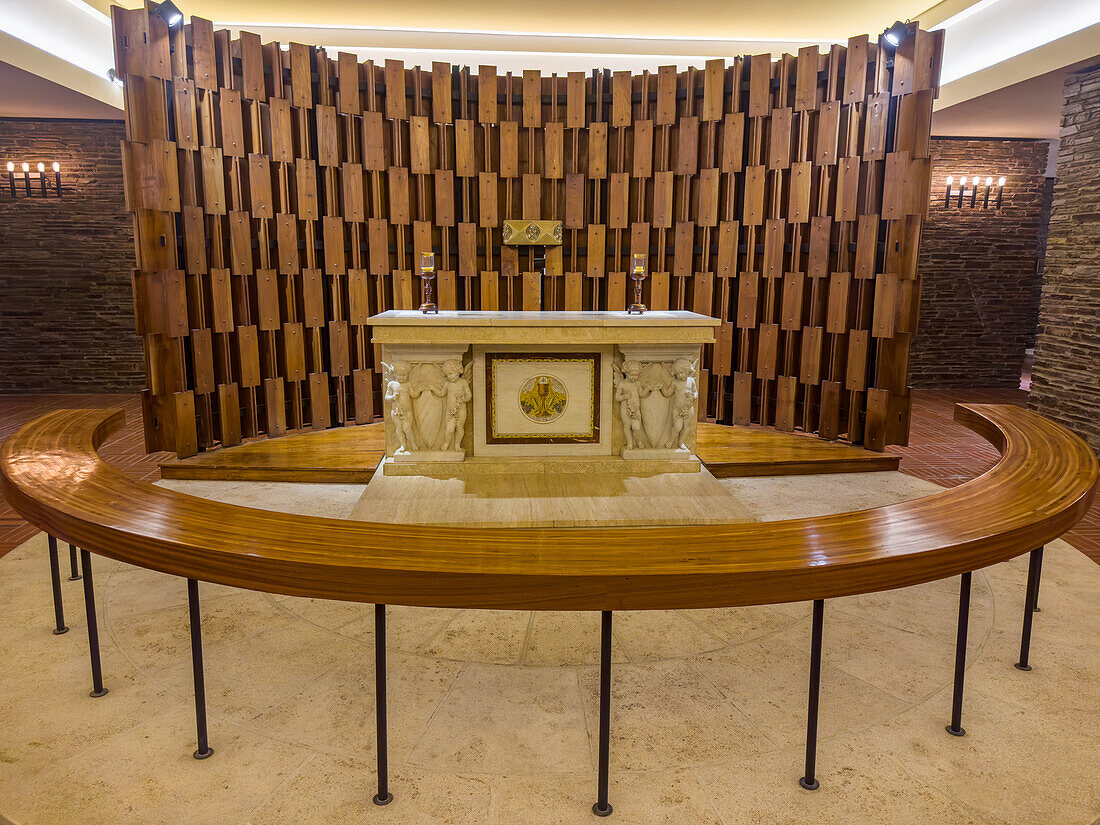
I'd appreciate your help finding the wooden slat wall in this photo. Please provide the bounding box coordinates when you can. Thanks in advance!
[113,5,942,457]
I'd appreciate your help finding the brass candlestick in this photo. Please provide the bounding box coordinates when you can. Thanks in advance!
[627,253,648,314]
[419,252,438,314]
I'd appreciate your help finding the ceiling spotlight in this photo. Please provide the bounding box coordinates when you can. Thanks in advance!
[883,20,909,48]
[154,1,184,27]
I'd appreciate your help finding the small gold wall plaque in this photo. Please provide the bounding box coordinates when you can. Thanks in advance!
[501,219,563,246]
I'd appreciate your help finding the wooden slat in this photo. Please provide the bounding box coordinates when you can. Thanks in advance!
[116,19,941,456]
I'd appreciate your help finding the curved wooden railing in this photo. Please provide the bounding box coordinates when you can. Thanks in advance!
[1,405,1095,611]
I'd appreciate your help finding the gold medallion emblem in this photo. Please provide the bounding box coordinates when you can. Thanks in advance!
[518,374,568,423]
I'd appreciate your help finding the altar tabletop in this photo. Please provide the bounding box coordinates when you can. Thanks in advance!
[369,310,718,327]
[370,310,718,346]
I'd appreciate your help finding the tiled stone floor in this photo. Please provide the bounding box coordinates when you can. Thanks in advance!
[1,389,1095,561]
[0,472,1096,824]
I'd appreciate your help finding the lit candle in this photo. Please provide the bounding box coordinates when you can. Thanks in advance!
[53,162,61,197]
[983,177,993,208]
[996,177,1005,209]
[628,253,648,314]
[6,161,14,198]
[944,175,954,207]
[36,162,46,196]
[957,176,966,208]
[418,251,437,313]
[21,162,31,196]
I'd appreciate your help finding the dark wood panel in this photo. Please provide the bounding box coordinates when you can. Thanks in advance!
[111,6,942,456]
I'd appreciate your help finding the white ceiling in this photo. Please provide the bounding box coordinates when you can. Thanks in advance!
[0,0,1097,140]
[0,61,121,119]
[932,57,1100,140]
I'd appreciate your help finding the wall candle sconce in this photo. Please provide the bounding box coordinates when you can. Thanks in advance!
[5,161,63,198]
[941,174,1005,210]
[627,253,648,315]
[418,251,438,314]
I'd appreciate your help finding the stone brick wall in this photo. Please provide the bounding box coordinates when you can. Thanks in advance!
[1031,66,1100,454]
[0,118,144,392]
[910,138,1051,388]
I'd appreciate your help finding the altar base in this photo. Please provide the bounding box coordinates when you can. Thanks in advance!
[389,450,464,464]
[353,463,753,527]
[380,454,700,476]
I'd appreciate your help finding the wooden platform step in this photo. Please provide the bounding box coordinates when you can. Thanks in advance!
[696,424,900,477]
[159,423,898,483]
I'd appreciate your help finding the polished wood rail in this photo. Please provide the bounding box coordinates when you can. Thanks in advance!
[1,405,1095,611]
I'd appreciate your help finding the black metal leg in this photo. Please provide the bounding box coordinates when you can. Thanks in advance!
[67,543,81,580]
[799,599,824,790]
[373,604,393,806]
[1015,547,1044,671]
[188,579,214,759]
[946,571,971,736]
[79,549,108,698]
[593,610,613,816]
[47,535,69,635]
[1032,545,1043,612]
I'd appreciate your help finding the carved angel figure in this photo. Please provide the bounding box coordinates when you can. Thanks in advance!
[665,358,698,450]
[382,361,419,453]
[440,359,473,452]
[614,360,647,451]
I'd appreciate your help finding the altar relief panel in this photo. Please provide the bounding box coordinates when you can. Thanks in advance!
[111,7,943,458]
[616,355,700,456]
[485,354,601,444]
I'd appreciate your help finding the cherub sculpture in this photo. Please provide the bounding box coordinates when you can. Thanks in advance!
[665,358,698,450]
[440,359,473,453]
[614,360,647,452]
[382,361,420,454]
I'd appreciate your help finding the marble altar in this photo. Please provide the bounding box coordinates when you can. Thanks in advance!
[369,311,720,475]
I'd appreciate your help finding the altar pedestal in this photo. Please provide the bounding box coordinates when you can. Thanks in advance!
[370,310,719,476]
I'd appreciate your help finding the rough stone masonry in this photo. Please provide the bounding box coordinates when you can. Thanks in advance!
[1031,65,1100,454]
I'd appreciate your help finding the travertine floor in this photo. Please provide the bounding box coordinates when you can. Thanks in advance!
[0,472,1097,825]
